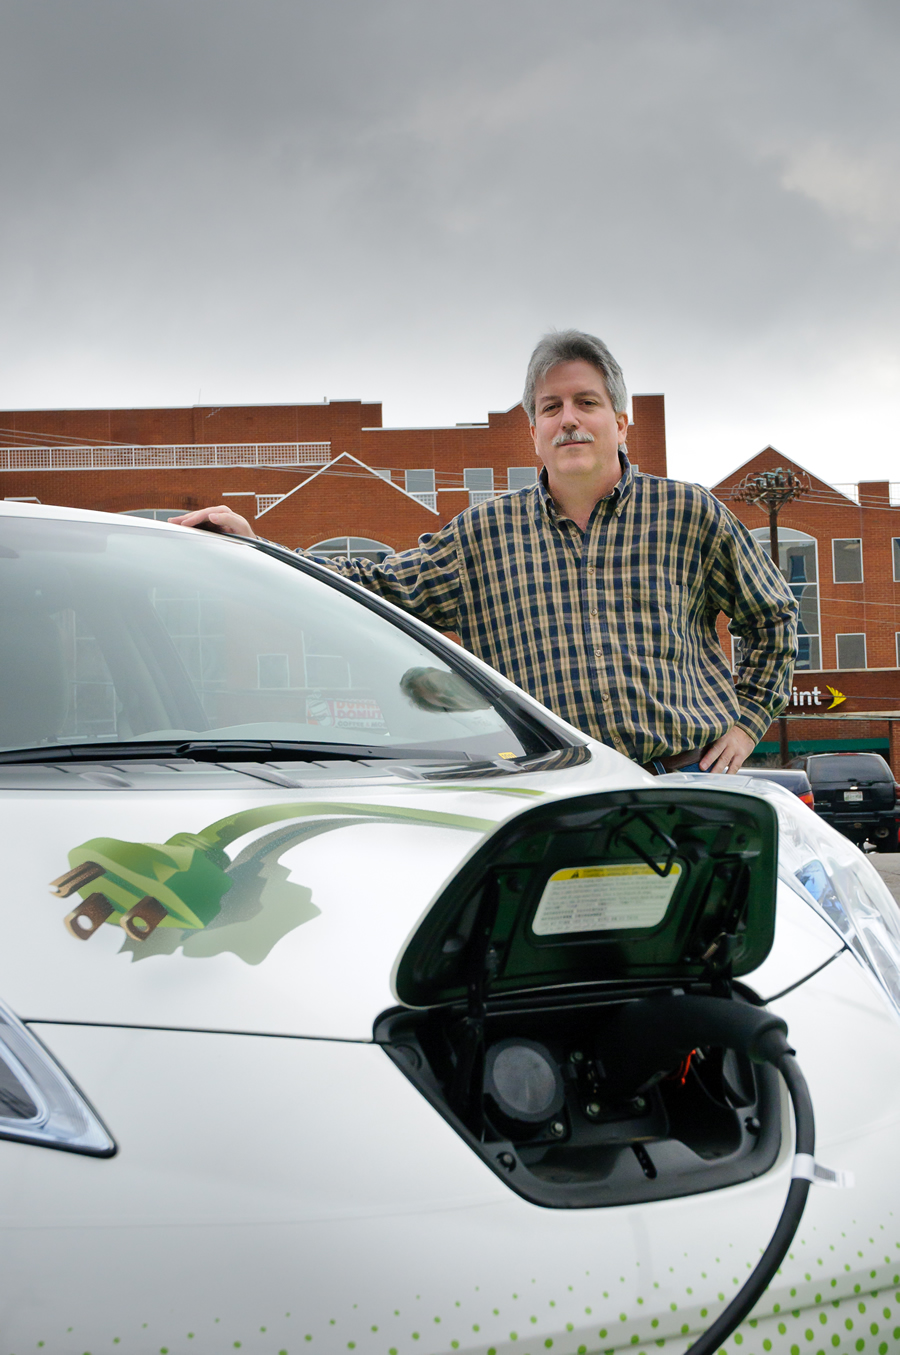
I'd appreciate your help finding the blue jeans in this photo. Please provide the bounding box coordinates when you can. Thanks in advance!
[650,758,710,775]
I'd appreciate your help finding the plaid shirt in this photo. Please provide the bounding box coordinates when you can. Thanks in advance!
[309,457,798,763]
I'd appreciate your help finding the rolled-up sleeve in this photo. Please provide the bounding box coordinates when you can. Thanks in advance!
[705,508,799,742]
[304,524,462,633]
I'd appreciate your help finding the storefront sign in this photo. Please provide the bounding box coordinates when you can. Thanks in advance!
[789,685,846,710]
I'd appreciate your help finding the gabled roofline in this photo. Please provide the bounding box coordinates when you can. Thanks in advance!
[710,448,859,504]
[255,452,440,517]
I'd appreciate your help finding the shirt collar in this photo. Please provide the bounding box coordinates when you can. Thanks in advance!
[536,449,636,525]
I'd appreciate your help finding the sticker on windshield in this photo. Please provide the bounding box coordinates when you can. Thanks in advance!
[532,863,682,935]
[305,695,386,730]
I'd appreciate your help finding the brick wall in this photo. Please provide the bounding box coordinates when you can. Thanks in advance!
[713,450,900,674]
[0,393,668,550]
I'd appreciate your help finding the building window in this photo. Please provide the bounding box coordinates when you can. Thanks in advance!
[405,469,436,511]
[257,653,290,689]
[893,538,900,582]
[464,467,494,507]
[751,527,821,670]
[150,586,226,718]
[304,652,351,688]
[896,632,900,667]
[832,538,863,583]
[507,466,538,491]
[307,537,394,563]
[836,633,867,669]
[120,508,185,521]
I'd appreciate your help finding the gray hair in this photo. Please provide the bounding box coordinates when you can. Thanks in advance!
[523,330,628,423]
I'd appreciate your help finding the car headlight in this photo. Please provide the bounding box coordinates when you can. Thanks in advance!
[0,998,115,1155]
[769,784,900,1017]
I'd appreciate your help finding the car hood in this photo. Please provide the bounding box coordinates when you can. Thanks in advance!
[2,754,652,1039]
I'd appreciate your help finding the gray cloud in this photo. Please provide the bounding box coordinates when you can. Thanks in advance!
[1,0,899,484]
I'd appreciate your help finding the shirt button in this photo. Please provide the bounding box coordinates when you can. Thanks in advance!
[599,692,611,702]
[586,567,596,576]
[593,647,602,658]
[589,607,599,616]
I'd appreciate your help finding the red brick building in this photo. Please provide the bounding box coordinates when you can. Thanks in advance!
[0,394,668,554]
[712,449,900,763]
[3,397,900,762]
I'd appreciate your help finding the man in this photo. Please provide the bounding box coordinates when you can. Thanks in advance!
[174,330,797,774]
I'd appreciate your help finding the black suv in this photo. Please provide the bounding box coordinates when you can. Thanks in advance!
[790,752,900,851]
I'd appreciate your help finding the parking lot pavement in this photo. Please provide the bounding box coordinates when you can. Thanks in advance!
[869,853,900,905]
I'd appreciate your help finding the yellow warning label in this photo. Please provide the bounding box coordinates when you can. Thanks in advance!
[532,862,682,936]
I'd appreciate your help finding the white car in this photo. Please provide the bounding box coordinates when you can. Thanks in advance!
[2,500,900,1355]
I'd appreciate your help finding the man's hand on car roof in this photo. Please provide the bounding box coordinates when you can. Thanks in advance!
[170,505,257,538]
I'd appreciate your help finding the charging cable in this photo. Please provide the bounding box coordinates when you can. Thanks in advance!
[610,997,818,1355]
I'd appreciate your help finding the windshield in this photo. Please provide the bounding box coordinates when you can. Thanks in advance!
[0,515,540,759]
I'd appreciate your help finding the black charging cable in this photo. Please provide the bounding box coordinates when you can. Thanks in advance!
[610,997,815,1355]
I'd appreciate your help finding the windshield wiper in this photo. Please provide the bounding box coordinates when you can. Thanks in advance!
[0,739,478,766]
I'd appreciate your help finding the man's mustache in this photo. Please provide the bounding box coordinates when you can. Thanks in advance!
[552,430,595,447]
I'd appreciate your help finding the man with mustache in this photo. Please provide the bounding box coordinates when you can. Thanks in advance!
[174,331,797,775]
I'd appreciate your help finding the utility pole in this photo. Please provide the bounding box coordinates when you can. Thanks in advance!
[732,467,810,766]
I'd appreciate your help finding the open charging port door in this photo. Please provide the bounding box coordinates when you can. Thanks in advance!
[379,786,782,1208]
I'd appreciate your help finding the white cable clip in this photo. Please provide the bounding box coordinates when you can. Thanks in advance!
[792,1153,854,1189]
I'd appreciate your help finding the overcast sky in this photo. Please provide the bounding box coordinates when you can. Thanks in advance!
[2,0,898,487]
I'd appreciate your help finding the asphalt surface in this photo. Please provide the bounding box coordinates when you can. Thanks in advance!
[868,852,900,905]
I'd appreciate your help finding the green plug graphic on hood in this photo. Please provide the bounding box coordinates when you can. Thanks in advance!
[50,801,494,943]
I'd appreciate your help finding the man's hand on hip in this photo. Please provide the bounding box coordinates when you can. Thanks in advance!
[169,505,257,538]
[698,727,755,775]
